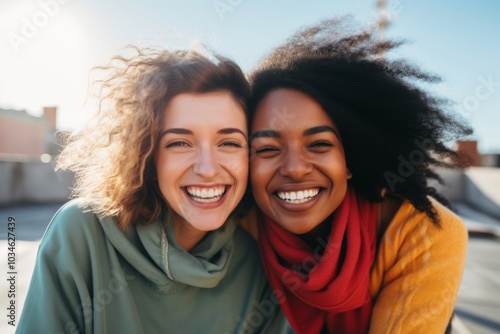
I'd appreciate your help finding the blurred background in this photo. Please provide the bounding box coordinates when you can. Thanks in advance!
[1,0,499,333]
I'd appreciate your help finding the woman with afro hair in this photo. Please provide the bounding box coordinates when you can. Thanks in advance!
[243,16,472,334]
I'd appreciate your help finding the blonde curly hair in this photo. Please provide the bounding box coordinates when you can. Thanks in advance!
[57,46,250,229]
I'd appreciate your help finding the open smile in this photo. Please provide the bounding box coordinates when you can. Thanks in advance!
[274,187,322,204]
[185,185,227,203]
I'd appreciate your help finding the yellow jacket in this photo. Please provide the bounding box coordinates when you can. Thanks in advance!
[239,197,467,333]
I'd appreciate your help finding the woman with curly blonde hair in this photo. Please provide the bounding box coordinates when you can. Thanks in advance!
[18,46,286,334]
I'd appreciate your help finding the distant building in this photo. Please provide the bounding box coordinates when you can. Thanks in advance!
[456,140,481,167]
[455,140,500,168]
[0,106,63,157]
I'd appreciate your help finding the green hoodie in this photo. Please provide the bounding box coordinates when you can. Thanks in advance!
[17,199,287,334]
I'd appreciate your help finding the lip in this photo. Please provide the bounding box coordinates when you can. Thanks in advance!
[182,184,231,209]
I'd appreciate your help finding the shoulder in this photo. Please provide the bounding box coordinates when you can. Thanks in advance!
[430,198,468,251]
[370,198,468,331]
[39,199,105,254]
[371,196,468,296]
[44,199,99,233]
[393,198,466,238]
[48,198,95,224]
[381,196,468,258]
[431,198,467,231]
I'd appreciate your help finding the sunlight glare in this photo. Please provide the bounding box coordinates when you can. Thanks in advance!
[1,7,93,130]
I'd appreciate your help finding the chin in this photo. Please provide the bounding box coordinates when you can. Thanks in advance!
[198,214,231,231]
[281,225,315,235]
[272,211,318,231]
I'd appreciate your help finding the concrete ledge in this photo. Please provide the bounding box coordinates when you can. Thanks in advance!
[432,167,500,222]
[453,202,500,238]
[464,167,500,220]
[429,167,466,202]
[0,160,73,205]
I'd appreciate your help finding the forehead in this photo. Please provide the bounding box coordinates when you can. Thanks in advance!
[164,92,246,127]
[252,88,335,131]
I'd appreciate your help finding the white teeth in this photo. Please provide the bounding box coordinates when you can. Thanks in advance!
[186,186,226,202]
[277,188,320,203]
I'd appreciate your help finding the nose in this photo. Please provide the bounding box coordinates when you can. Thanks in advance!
[279,147,312,180]
[193,145,220,178]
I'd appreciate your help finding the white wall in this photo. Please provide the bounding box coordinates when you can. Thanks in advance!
[0,160,73,205]
[464,167,500,219]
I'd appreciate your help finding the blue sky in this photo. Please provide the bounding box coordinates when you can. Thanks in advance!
[1,0,499,152]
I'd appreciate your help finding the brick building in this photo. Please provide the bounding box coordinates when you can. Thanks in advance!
[0,106,62,157]
[456,140,482,167]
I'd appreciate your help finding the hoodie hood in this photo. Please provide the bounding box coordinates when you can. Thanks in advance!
[98,212,236,290]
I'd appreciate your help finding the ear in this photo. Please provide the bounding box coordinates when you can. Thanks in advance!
[346,168,353,179]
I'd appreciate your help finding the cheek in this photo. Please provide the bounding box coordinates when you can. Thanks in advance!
[250,160,272,196]
[225,153,249,188]
[317,153,349,178]
[155,155,184,189]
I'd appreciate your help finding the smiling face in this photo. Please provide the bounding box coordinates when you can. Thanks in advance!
[155,92,248,246]
[250,88,352,235]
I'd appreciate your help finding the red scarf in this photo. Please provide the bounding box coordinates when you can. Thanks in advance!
[258,188,378,334]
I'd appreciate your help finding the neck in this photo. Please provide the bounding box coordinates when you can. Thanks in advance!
[300,214,333,250]
[172,219,207,252]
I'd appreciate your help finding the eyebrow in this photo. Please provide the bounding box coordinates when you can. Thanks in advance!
[160,127,247,139]
[303,125,339,138]
[250,129,281,143]
[250,125,339,143]
[217,128,247,139]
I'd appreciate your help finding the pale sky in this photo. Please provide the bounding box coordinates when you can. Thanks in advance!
[1,0,499,152]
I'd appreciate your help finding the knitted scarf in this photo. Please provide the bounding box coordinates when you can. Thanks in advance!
[258,188,378,334]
